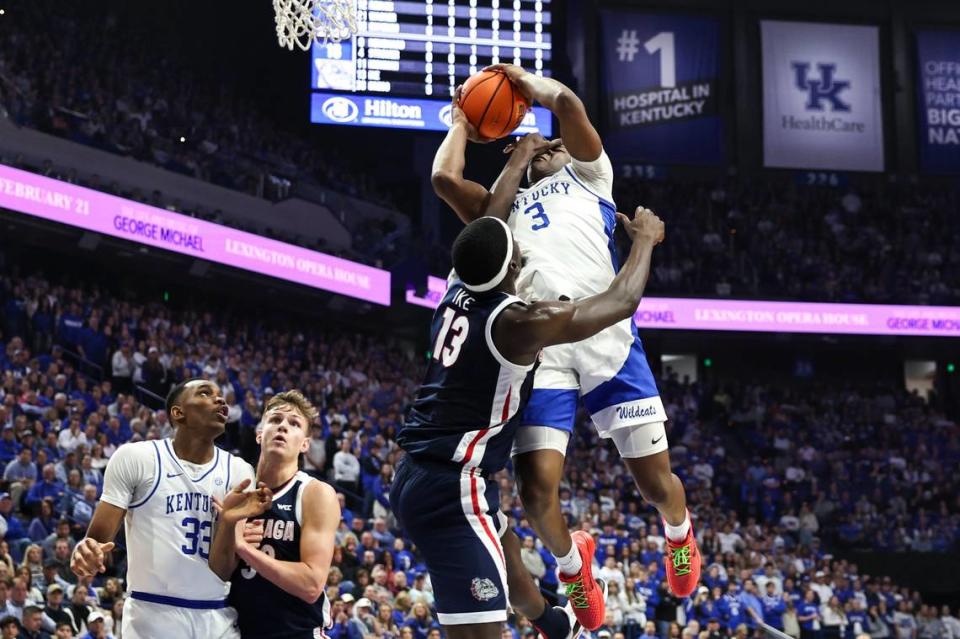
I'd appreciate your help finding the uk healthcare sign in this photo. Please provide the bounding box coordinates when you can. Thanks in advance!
[0,164,392,305]
[310,92,553,136]
[599,11,723,165]
[761,20,884,172]
[915,31,960,174]
[408,276,960,338]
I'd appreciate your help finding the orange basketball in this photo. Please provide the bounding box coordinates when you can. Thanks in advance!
[458,70,532,140]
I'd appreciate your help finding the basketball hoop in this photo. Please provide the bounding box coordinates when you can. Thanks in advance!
[273,0,358,51]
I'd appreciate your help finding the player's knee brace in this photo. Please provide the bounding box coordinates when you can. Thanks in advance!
[608,420,668,458]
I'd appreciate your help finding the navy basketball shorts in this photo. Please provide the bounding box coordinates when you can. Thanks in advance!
[390,457,509,625]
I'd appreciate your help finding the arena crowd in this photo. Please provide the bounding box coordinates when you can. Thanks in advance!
[0,266,957,638]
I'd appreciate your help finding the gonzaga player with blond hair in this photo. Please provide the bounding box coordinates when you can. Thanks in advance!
[71,379,255,638]
[210,390,340,639]
[432,64,702,630]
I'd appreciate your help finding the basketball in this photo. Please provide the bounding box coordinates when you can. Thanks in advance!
[458,70,532,140]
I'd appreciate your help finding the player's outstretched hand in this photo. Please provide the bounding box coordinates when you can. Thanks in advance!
[214,477,252,514]
[452,86,492,143]
[71,538,115,578]
[616,207,665,245]
[503,133,562,159]
[216,479,273,524]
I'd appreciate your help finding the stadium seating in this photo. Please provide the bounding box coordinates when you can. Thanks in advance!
[0,267,956,638]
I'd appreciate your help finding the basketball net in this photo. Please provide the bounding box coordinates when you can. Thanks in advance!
[273,0,358,51]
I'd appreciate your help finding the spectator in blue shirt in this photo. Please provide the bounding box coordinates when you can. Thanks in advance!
[700,587,725,626]
[102,418,127,447]
[54,452,79,486]
[338,493,355,529]
[404,602,439,639]
[27,498,57,542]
[0,493,31,561]
[539,545,559,597]
[0,426,21,464]
[79,455,102,495]
[79,609,115,639]
[3,449,38,504]
[370,462,393,519]
[77,317,109,368]
[846,599,868,638]
[640,540,662,566]
[783,577,803,607]
[71,484,98,529]
[41,432,60,463]
[326,597,362,639]
[721,582,747,630]
[798,590,822,639]
[740,579,764,628]
[759,582,788,630]
[597,523,620,554]
[370,518,395,548]
[704,564,728,591]
[637,570,661,610]
[390,538,415,574]
[25,465,65,510]
[57,303,84,347]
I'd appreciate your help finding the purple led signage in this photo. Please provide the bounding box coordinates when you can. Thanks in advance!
[0,164,391,305]
[408,276,960,337]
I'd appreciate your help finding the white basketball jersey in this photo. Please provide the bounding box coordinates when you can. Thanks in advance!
[507,151,617,302]
[100,439,255,604]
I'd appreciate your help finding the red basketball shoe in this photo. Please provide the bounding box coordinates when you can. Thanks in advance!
[664,517,701,597]
[558,531,606,631]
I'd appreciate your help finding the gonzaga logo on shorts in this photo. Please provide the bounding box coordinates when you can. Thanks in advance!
[470,578,499,602]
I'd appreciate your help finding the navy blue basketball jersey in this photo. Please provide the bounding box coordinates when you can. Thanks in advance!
[229,471,329,639]
[398,281,537,476]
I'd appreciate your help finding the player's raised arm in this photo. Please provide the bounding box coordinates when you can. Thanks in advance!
[485,64,602,162]
[495,208,664,364]
[431,89,493,224]
[233,480,340,603]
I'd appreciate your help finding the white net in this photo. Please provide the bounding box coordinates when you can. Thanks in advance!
[273,0,357,50]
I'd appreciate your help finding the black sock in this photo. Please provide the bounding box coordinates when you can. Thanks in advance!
[530,604,570,639]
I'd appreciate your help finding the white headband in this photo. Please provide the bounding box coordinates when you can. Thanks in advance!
[462,217,514,293]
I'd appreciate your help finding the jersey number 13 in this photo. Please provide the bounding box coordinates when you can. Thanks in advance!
[433,308,469,367]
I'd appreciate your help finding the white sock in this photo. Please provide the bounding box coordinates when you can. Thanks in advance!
[555,540,583,577]
[664,512,691,542]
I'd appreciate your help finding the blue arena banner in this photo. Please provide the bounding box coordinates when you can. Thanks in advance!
[916,31,960,174]
[599,11,724,165]
[309,92,553,136]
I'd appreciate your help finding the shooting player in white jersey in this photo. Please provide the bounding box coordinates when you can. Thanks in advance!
[71,378,257,639]
[432,65,701,631]
[209,390,340,639]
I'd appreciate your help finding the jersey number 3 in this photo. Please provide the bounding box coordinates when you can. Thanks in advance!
[433,308,469,367]
[523,202,550,230]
